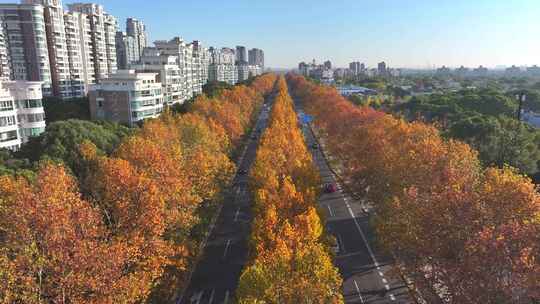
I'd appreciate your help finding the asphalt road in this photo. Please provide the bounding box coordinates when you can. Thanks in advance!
[178,100,273,304]
[296,102,413,304]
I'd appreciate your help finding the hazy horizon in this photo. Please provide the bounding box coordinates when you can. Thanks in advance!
[47,0,540,69]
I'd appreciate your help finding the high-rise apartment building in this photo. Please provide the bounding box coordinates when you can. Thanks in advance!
[89,69,163,127]
[377,61,387,75]
[126,18,146,59]
[132,47,184,105]
[155,37,195,100]
[208,47,237,85]
[0,19,10,79]
[0,80,45,151]
[116,18,148,69]
[248,48,264,69]
[23,0,76,98]
[115,31,137,69]
[191,40,209,95]
[235,45,247,64]
[67,3,118,83]
[0,3,52,95]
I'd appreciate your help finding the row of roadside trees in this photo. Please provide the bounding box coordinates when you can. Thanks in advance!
[0,74,277,304]
[236,76,343,303]
[287,73,540,304]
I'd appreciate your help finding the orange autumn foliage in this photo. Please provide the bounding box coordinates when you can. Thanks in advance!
[287,73,540,304]
[0,73,279,303]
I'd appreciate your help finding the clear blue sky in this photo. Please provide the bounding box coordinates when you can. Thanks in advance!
[56,0,540,68]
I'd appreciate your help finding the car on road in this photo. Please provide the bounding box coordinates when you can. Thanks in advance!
[251,134,257,140]
[324,183,337,193]
[238,169,248,175]
[311,143,318,149]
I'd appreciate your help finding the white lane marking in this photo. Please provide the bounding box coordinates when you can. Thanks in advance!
[382,278,388,284]
[223,290,230,304]
[234,208,240,222]
[353,280,365,304]
[378,271,384,277]
[326,205,334,217]
[223,239,231,258]
[385,284,390,290]
[345,203,379,268]
[390,294,396,301]
[191,291,203,304]
[208,289,215,304]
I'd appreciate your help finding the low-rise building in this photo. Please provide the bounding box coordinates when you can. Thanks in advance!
[89,70,163,127]
[0,80,45,151]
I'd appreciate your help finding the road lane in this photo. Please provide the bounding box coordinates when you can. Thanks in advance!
[179,99,275,304]
[295,100,413,304]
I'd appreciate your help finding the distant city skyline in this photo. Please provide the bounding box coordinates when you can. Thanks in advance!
[18,0,540,68]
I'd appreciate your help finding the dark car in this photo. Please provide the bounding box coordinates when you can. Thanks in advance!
[324,183,337,193]
[238,169,248,175]
[311,143,318,149]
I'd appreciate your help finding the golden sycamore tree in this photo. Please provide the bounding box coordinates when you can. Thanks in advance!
[237,76,343,303]
[286,73,540,303]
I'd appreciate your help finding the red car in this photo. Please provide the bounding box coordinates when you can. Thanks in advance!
[324,183,337,193]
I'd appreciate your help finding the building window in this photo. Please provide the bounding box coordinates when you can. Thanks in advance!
[0,130,18,142]
[0,100,14,111]
[0,116,16,127]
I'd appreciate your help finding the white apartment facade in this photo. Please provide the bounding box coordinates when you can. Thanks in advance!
[67,3,118,84]
[131,47,184,105]
[89,70,163,127]
[0,80,45,151]
[208,47,237,85]
[154,37,195,101]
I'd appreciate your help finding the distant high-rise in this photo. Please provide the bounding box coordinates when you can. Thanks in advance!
[208,47,237,85]
[377,61,387,75]
[248,48,264,69]
[323,60,332,70]
[349,62,361,75]
[115,31,137,70]
[126,18,147,61]
[236,45,247,64]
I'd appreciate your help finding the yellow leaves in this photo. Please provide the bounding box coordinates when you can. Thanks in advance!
[239,76,342,303]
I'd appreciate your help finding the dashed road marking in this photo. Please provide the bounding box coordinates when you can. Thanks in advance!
[208,289,215,304]
[385,284,390,290]
[190,291,202,304]
[353,280,365,304]
[378,271,384,277]
[223,240,231,259]
[382,278,388,284]
[390,294,396,301]
[326,205,334,217]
